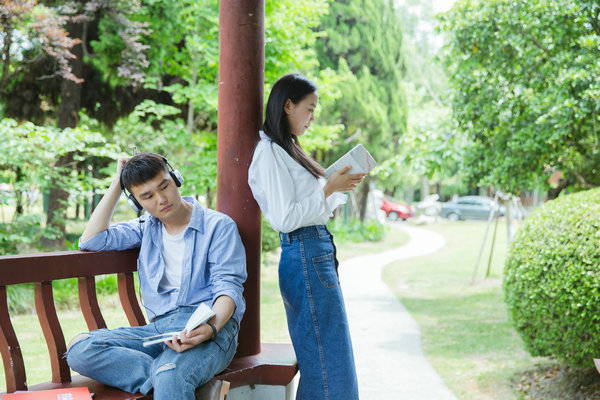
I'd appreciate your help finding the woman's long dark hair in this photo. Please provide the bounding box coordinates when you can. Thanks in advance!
[263,73,325,178]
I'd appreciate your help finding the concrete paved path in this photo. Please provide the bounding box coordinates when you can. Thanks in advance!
[339,224,457,400]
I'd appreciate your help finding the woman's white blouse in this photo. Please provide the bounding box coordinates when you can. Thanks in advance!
[248,131,347,233]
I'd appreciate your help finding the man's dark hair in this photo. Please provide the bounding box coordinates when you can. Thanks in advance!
[120,152,169,191]
[263,73,325,179]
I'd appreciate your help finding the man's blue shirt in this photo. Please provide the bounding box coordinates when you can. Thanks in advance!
[79,197,247,323]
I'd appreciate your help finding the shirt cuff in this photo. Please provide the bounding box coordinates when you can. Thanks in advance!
[212,289,245,323]
[325,192,347,215]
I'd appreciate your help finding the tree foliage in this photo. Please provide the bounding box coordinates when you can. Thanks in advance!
[0,0,82,88]
[315,0,407,216]
[372,0,465,201]
[0,117,117,253]
[1,0,335,249]
[439,0,600,195]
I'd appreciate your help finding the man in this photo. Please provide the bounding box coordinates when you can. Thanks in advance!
[66,153,247,400]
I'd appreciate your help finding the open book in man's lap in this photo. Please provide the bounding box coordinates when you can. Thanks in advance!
[143,303,216,347]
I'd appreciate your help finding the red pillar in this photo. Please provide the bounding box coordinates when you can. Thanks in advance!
[217,0,265,357]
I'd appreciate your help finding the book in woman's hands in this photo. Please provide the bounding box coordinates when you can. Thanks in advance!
[325,144,377,177]
[142,303,216,347]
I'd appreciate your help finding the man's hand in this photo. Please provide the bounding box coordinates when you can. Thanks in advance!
[164,323,214,353]
[166,296,235,353]
[116,157,129,177]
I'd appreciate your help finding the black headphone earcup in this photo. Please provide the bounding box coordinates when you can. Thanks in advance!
[170,169,184,187]
[127,195,143,213]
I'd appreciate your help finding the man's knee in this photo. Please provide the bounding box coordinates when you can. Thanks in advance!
[67,332,92,351]
[155,362,176,375]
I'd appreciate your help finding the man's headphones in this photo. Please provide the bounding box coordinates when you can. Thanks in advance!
[120,156,184,213]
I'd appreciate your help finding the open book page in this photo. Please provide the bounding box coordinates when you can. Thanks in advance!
[143,303,216,347]
[325,144,377,177]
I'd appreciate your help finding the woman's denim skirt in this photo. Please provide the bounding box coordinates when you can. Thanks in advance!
[279,225,359,400]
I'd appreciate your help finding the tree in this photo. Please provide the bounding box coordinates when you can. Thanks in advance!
[1,0,155,245]
[0,117,117,253]
[2,0,336,248]
[372,0,466,203]
[315,0,407,219]
[439,0,600,198]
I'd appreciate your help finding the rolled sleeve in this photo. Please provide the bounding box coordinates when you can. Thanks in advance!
[78,218,144,251]
[208,219,247,324]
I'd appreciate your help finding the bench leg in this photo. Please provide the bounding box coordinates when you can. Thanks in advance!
[195,379,230,400]
[285,375,298,400]
[222,380,230,399]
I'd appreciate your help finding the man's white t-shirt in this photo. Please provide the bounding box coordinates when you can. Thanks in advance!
[160,224,186,291]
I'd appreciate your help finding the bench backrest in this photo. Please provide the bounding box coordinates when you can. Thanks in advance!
[0,250,145,392]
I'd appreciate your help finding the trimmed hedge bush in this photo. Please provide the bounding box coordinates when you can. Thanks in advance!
[503,188,600,368]
[327,217,387,243]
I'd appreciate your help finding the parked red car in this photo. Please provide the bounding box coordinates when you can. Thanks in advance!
[381,198,413,221]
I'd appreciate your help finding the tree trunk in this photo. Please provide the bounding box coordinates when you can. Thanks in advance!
[205,186,215,210]
[42,20,83,248]
[505,198,514,244]
[13,167,24,218]
[0,18,12,91]
[186,50,197,135]
[357,177,370,221]
[420,176,430,201]
[546,178,570,200]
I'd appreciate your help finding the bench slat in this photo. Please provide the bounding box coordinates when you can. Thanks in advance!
[117,272,146,327]
[78,277,107,331]
[34,282,70,384]
[0,250,139,285]
[0,285,27,392]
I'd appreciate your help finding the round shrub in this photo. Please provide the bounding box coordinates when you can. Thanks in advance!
[503,188,600,368]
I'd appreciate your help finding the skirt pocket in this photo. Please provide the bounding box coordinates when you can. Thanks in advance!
[312,252,339,288]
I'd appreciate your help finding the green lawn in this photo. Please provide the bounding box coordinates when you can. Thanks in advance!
[383,220,553,400]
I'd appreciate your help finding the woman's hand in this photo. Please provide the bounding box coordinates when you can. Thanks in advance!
[323,166,367,198]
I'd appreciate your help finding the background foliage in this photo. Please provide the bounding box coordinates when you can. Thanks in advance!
[439,0,600,196]
[1,0,408,255]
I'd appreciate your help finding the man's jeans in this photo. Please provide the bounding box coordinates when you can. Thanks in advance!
[279,225,359,400]
[66,307,238,400]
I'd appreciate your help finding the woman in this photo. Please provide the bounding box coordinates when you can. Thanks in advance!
[248,73,365,399]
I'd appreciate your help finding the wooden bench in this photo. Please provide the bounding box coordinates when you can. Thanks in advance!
[0,250,297,399]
